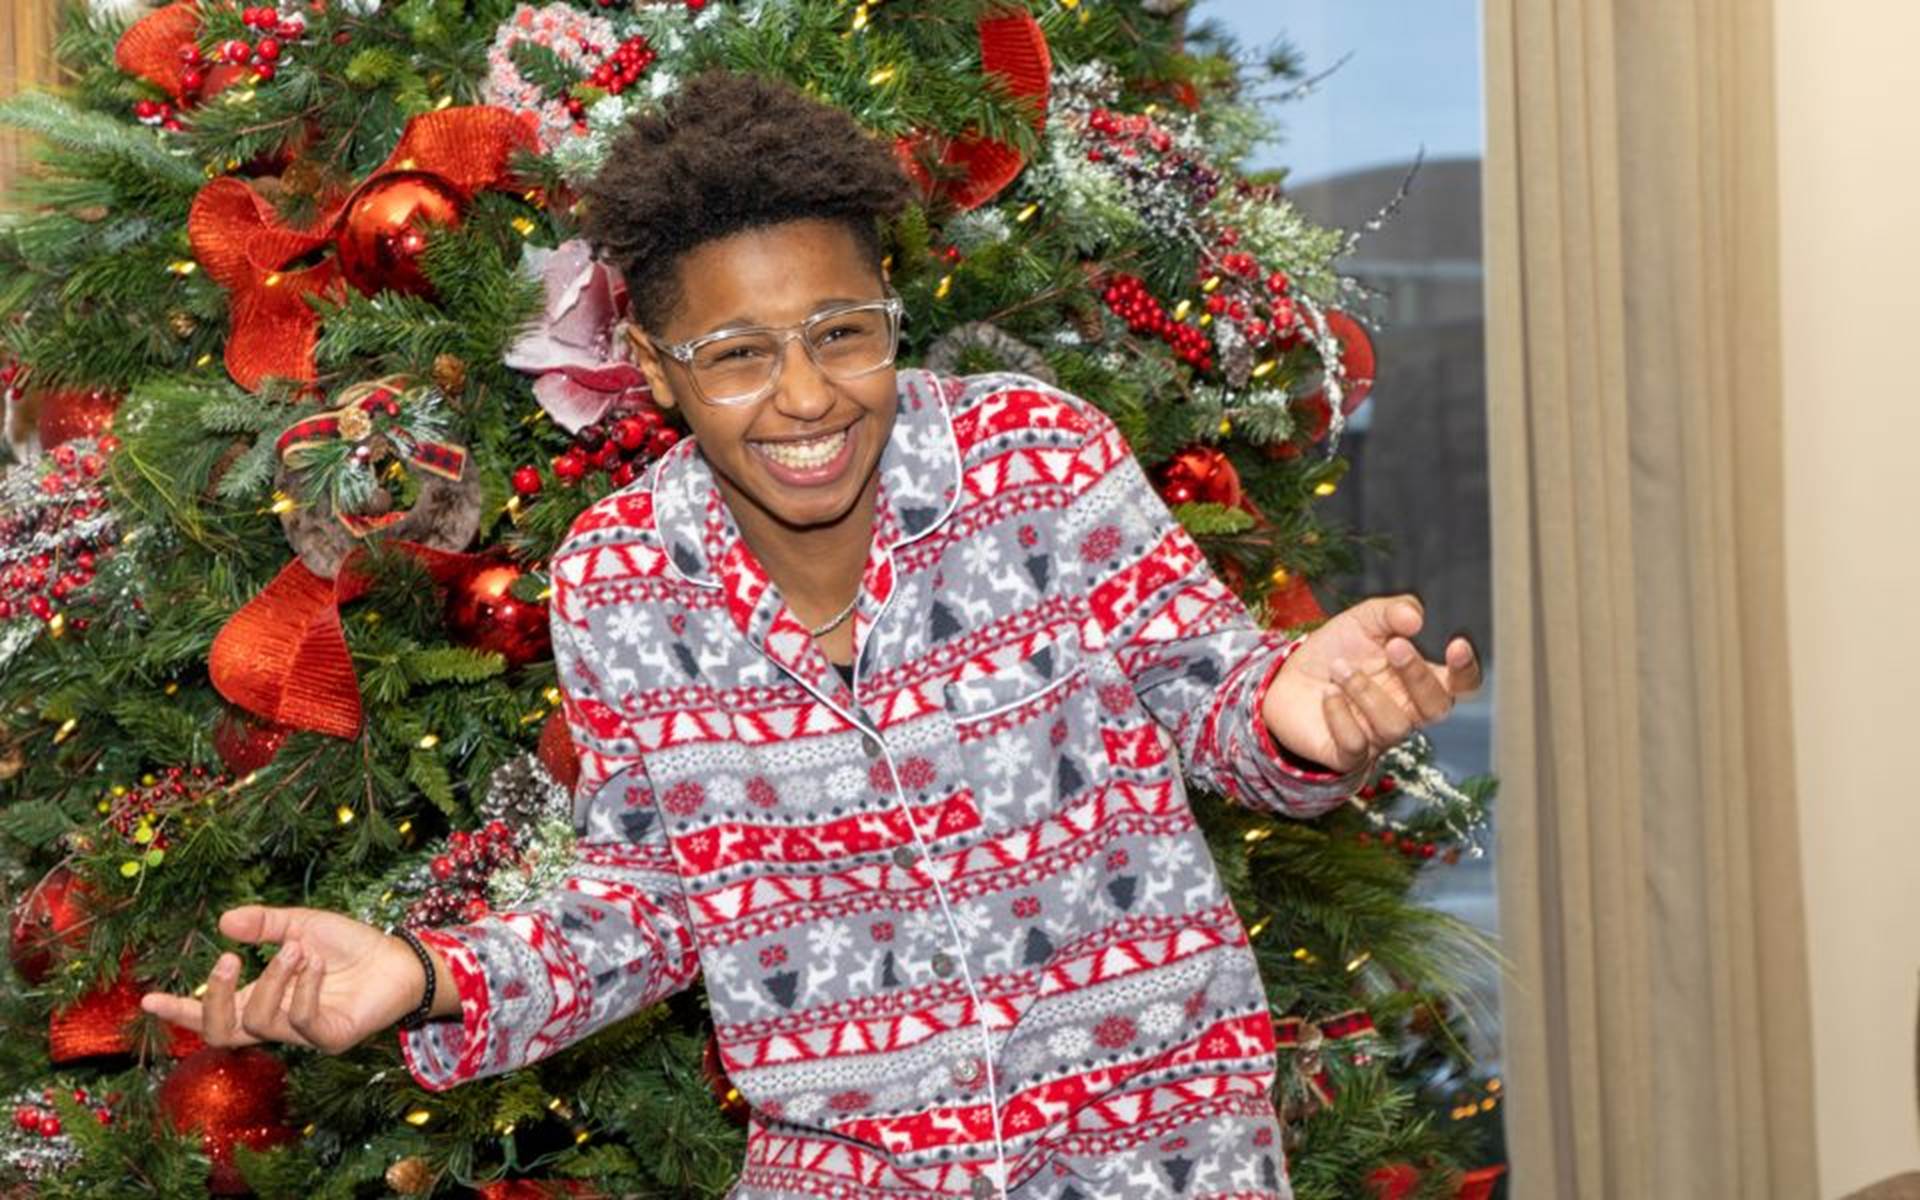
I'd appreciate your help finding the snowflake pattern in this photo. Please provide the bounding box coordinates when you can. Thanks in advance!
[397,371,1362,1200]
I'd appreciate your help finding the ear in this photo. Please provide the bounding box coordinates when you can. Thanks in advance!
[622,322,679,413]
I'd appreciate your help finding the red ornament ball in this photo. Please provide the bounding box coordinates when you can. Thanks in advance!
[1155,446,1244,510]
[701,1029,751,1126]
[336,172,465,298]
[156,1047,297,1195]
[445,561,552,668]
[511,465,543,496]
[1322,309,1376,417]
[35,388,121,449]
[212,706,290,776]
[9,866,94,986]
[536,708,581,793]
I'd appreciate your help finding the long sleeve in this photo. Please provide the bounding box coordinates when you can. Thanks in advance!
[398,559,701,1092]
[1059,394,1370,819]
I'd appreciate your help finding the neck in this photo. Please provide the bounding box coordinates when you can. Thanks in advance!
[718,470,878,626]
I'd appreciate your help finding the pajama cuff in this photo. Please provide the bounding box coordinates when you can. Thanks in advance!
[395,924,494,1093]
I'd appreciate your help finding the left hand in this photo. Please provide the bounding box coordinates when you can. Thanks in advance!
[1260,594,1482,774]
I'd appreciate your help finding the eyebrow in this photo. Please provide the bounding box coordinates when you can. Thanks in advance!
[690,297,875,338]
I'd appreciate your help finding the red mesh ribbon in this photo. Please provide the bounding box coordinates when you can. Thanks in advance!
[188,107,539,390]
[1266,573,1326,631]
[895,7,1051,211]
[210,543,483,738]
[115,2,247,103]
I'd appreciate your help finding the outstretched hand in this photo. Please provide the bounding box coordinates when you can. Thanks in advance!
[138,905,426,1055]
[1260,594,1482,775]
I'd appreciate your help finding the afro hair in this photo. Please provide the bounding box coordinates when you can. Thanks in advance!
[581,71,916,332]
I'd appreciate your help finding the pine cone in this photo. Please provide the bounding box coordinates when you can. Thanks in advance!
[478,754,569,828]
[432,353,467,397]
[384,1155,434,1195]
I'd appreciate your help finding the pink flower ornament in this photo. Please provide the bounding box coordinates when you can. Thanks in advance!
[505,239,654,432]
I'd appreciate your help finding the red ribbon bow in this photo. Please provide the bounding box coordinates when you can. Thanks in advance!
[210,543,484,739]
[1274,1009,1378,1105]
[277,382,469,536]
[894,7,1052,211]
[187,106,539,390]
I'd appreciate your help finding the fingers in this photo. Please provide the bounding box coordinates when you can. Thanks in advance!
[1365,593,1424,642]
[1331,657,1413,747]
[200,952,261,1047]
[1444,635,1483,696]
[285,953,333,1052]
[238,941,313,1049]
[1320,687,1373,770]
[1386,637,1455,723]
[139,989,205,1032]
[218,904,297,947]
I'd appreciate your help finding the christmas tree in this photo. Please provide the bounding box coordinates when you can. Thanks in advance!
[0,1,1499,1196]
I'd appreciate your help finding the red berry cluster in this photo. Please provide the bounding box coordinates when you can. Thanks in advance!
[521,408,680,496]
[134,9,302,129]
[10,1086,114,1140]
[0,439,118,630]
[1101,273,1213,371]
[584,36,656,96]
[105,766,227,851]
[1196,228,1299,351]
[1083,107,1174,159]
[403,821,521,930]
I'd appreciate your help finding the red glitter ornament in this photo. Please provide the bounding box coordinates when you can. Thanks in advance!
[445,560,552,668]
[536,708,580,793]
[156,1047,297,1195]
[1154,446,1245,511]
[335,172,465,298]
[8,867,93,987]
[212,705,290,775]
[34,388,121,449]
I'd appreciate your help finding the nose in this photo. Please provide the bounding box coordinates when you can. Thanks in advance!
[768,332,835,422]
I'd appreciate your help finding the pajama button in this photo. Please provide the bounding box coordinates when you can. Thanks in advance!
[969,1175,995,1199]
[861,734,883,758]
[931,952,956,977]
[951,1057,981,1086]
[891,844,918,868]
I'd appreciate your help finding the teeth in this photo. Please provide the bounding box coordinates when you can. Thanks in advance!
[753,428,847,470]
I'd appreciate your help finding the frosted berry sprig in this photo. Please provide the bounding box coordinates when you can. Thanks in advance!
[0,437,120,637]
[3,1085,115,1183]
[1196,227,1302,355]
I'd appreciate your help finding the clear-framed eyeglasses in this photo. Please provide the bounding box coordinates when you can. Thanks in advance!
[636,291,906,407]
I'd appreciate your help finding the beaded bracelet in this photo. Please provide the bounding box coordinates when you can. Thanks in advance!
[392,927,437,1031]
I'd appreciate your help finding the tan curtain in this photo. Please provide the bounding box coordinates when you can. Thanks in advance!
[1482,1,1819,1196]
[0,1,60,201]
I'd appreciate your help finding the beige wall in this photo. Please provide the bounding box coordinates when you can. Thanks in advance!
[1775,1,1920,1193]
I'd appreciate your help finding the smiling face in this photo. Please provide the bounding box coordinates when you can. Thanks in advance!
[629,218,898,547]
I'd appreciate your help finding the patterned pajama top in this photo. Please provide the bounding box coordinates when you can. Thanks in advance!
[398,370,1368,1199]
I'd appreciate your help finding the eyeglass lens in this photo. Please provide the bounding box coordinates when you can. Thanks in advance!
[689,306,896,403]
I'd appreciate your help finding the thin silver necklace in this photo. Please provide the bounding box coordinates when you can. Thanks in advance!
[807,594,859,637]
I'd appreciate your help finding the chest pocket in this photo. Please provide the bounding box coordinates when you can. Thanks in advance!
[940,632,1111,838]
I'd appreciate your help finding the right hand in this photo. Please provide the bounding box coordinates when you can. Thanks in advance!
[138,906,429,1054]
